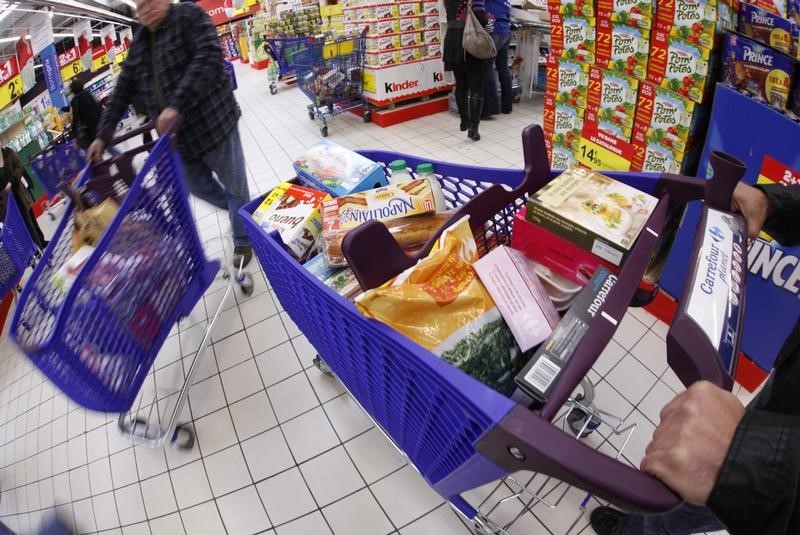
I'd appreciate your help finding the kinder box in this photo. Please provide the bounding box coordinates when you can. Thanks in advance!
[525,166,658,266]
[252,182,332,260]
[473,245,561,352]
[293,140,388,197]
[515,267,618,404]
[512,209,618,284]
[647,30,713,103]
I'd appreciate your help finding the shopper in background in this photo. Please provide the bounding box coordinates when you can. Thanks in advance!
[0,146,46,249]
[443,0,493,141]
[88,0,253,267]
[482,0,513,118]
[591,182,800,535]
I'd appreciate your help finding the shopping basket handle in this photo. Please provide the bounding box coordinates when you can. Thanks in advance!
[343,124,552,290]
[475,405,682,513]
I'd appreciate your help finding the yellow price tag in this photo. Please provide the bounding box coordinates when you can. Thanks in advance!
[60,60,82,82]
[576,124,633,172]
[362,70,375,93]
[114,51,127,65]
[0,74,23,110]
[92,54,108,72]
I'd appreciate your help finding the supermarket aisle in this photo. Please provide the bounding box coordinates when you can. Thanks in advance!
[0,62,741,535]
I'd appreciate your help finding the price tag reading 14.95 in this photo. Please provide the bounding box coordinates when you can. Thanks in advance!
[576,123,633,172]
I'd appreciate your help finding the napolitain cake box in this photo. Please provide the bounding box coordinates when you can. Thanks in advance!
[525,167,658,266]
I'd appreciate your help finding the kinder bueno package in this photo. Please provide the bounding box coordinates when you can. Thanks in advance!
[400,31,419,47]
[549,0,595,17]
[647,30,713,103]
[656,0,718,49]
[546,55,590,109]
[551,13,597,63]
[525,166,658,266]
[597,0,654,30]
[373,18,401,35]
[739,2,797,54]
[634,81,699,153]
[321,179,440,232]
[722,31,795,109]
[252,183,331,261]
[367,35,401,51]
[586,66,639,141]
[422,1,440,16]
[374,4,399,19]
[595,17,650,80]
[424,29,441,44]
[294,140,388,196]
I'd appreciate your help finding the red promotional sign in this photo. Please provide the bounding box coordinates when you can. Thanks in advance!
[198,0,261,26]
[58,47,80,68]
[758,155,800,187]
[0,57,19,86]
[15,36,32,69]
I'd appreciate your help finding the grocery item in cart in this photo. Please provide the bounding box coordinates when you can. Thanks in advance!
[515,266,618,404]
[321,179,442,232]
[50,245,95,294]
[304,254,362,300]
[320,212,451,266]
[525,166,658,266]
[293,140,388,196]
[357,216,531,393]
[252,182,331,261]
[474,246,561,352]
[71,198,119,253]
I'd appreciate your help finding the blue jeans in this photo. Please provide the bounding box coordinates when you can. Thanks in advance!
[483,32,513,115]
[181,125,251,247]
[619,503,724,534]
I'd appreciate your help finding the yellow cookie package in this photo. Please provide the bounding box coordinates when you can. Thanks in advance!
[356,216,531,393]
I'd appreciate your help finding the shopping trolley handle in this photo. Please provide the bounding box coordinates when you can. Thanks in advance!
[475,405,682,513]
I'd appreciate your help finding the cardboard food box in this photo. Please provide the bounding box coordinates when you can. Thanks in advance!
[595,18,650,80]
[293,140,388,197]
[374,18,401,34]
[375,4,399,19]
[551,13,597,63]
[634,81,698,153]
[749,0,800,22]
[304,255,362,300]
[515,266,618,404]
[549,136,578,170]
[738,2,797,54]
[424,16,440,31]
[399,2,420,17]
[546,55,590,109]
[321,179,439,231]
[548,0,595,17]
[367,35,401,51]
[379,50,403,66]
[656,0,718,50]
[513,209,618,284]
[422,1,439,16]
[424,29,441,44]
[721,32,795,110]
[544,89,585,152]
[400,32,419,47]
[597,0,654,30]
[400,47,423,62]
[525,166,659,266]
[585,66,639,141]
[630,122,699,173]
[252,183,332,261]
[647,30,713,103]
[473,246,561,352]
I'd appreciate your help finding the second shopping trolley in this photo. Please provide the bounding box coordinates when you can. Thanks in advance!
[265,36,312,95]
[0,188,41,300]
[294,31,369,137]
[11,123,253,449]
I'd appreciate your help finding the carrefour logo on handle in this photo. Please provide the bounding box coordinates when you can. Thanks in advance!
[709,226,725,243]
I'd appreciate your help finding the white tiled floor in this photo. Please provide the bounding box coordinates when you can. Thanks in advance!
[0,62,747,534]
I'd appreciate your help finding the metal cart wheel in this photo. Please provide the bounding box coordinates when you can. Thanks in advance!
[363,110,372,123]
[308,110,316,120]
[566,407,602,438]
[121,417,149,437]
[320,126,328,137]
[313,355,333,376]
[269,84,278,95]
[237,272,254,296]
[171,424,195,450]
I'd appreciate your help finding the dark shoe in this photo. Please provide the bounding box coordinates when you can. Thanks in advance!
[468,125,481,141]
[590,506,628,535]
[233,245,253,269]
[501,108,512,114]
[467,93,483,141]
[460,117,469,131]
[455,90,468,131]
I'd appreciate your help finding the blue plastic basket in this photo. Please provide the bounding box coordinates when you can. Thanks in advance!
[30,143,86,197]
[240,149,662,516]
[0,192,38,298]
[11,135,218,413]
[266,37,313,79]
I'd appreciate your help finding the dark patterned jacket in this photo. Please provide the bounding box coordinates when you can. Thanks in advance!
[97,3,240,160]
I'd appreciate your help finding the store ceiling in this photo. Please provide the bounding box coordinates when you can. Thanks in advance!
[0,0,138,61]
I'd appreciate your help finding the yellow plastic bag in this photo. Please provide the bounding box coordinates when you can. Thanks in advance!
[356,216,529,393]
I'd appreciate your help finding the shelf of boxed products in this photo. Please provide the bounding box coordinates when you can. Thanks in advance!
[343,0,451,106]
[543,0,742,174]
